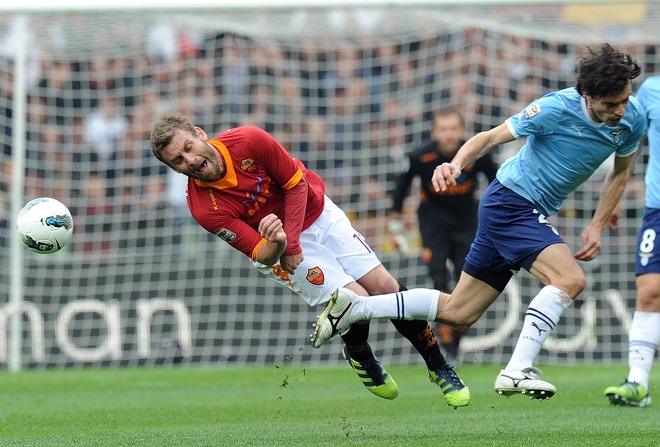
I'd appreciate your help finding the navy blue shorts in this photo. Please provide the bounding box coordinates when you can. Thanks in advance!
[464,179,564,291]
[635,207,660,276]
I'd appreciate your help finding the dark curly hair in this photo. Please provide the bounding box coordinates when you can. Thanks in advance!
[575,43,641,99]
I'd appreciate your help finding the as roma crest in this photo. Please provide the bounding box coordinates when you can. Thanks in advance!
[240,158,257,173]
[306,267,325,285]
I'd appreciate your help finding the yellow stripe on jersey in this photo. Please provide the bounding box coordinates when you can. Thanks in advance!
[282,168,303,191]
[251,238,267,261]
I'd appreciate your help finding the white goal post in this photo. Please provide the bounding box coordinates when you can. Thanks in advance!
[0,1,657,371]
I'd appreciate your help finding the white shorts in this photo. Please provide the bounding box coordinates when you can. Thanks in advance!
[253,196,381,307]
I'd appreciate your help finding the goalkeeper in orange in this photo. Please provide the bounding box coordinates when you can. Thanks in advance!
[150,112,470,408]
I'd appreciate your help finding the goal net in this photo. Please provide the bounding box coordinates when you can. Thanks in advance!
[0,2,657,369]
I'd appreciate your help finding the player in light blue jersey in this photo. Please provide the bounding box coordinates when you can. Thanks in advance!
[498,86,642,217]
[604,75,660,407]
[430,43,646,399]
[310,44,646,403]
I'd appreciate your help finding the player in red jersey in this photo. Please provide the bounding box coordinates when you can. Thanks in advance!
[150,113,469,407]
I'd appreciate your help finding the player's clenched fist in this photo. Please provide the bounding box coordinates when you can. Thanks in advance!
[432,162,462,192]
[259,213,287,244]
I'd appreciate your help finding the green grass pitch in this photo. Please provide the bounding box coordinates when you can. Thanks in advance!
[0,363,658,446]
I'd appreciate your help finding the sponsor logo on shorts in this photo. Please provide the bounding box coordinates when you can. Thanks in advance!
[306,267,325,285]
[523,102,541,119]
[215,228,236,242]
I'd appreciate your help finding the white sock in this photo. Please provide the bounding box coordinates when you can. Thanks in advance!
[627,311,660,391]
[504,285,572,373]
[352,288,440,322]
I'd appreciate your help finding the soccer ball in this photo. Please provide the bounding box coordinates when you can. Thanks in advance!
[17,197,74,254]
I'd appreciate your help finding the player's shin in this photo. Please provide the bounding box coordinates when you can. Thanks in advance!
[340,321,373,362]
[504,285,572,372]
[627,311,660,389]
[390,319,447,369]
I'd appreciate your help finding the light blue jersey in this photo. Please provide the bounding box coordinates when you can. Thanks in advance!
[497,87,647,216]
[638,76,660,208]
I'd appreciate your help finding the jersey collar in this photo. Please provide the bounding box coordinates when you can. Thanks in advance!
[192,139,238,189]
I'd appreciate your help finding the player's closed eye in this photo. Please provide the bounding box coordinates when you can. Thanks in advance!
[606,98,629,109]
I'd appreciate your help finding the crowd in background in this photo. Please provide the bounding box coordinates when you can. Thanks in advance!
[0,15,657,254]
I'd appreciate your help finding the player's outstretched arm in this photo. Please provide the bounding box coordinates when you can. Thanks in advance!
[432,123,514,192]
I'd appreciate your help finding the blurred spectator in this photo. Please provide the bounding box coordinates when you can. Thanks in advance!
[216,36,250,123]
[137,175,171,247]
[165,167,190,225]
[321,46,366,100]
[37,60,74,125]
[146,20,179,64]
[68,116,94,198]
[0,160,10,244]
[325,85,363,206]
[78,172,113,253]
[244,83,275,132]
[87,57,116,92]
[296,116,331,173]
[38,124,73,202]
[1,16,42,88]
[25,95,50,155]
[273,75,305,133]
[83,94,129,165]
[0,59,12,156]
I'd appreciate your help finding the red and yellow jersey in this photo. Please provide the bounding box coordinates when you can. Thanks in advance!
[186,126,325,260]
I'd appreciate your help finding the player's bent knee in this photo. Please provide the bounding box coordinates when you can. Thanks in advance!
[358,268,400,295]
[563,272,587,298]
[452,321,472,332]
[443,312,476,332]
[550,267,586,298]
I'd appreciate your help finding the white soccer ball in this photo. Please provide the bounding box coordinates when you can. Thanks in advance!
[17,197,74,254]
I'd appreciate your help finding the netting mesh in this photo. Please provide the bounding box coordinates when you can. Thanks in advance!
[0,3,658,368]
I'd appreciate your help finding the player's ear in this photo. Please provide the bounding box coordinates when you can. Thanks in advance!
[584,94,595,109]
[195,126,208,140]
